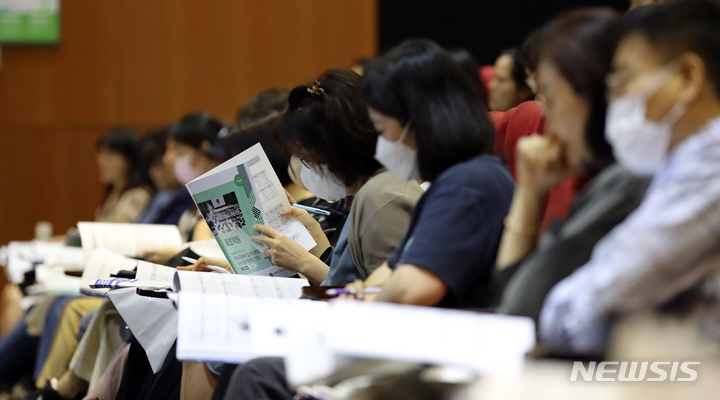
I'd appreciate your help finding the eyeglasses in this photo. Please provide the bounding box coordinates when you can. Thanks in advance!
[605,60,679,103]
[297,152,313,169]
[300,158,312,169]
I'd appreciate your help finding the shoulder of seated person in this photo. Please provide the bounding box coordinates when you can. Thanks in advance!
[125,186,153,197]
[592,163,652,194]
[434,155,511,187]
[353,172,423,208]
[515,99,544,114]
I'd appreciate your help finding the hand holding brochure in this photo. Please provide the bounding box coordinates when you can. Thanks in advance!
[186,143,316,276]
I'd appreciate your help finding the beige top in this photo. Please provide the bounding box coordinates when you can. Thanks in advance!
[348,171,424,278]
[96,186,152,223]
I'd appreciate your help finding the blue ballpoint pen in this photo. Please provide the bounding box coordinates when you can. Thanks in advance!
[291,203,331,216]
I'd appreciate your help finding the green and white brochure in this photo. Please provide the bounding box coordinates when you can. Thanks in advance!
[186,143,316,276]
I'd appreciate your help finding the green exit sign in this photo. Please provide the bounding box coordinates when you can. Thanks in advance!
[0,0,60,45]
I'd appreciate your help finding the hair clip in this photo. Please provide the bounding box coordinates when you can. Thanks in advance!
[307,81,325,96]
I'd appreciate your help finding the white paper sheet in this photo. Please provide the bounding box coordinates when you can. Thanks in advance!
[184,239,226,260]
[176,296,536,385]
[108,288,178,373]
[176,295,316,363]
[135,261,177,282]
[77,222,183,261]
[3,241,85,284]
[34,265,82,294]
[324,302,536,374]
[80,249,139,295]
[174,270,309,297]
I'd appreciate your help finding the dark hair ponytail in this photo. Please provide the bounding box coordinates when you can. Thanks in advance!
[275,69,382,187]
[169,113,226,149]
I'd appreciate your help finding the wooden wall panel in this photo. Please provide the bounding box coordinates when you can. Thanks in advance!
[0,0,377,245]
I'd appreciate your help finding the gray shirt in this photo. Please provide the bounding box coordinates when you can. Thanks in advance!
[347,171,424,279]
[496,164,651,323]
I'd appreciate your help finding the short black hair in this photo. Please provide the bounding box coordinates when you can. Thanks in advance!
[500,48,532,93]
[449,48,489,108]
[141,126,169,167]
[169,113,225,148]
[236,88,291,123]
[518,28,544,74]
[237,108,279,130]
[361,39,495,182]
[538,8,622,172]
[96,127,151,197]
[218,112,292,187]
[622,0,720,99]
[276,69,382,187]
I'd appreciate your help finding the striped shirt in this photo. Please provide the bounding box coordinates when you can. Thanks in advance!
[540,116,720,354]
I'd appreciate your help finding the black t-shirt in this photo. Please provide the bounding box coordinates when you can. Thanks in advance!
[387,155,514,309]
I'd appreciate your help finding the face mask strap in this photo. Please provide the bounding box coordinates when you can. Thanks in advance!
[394,118,412,145]
[639,60,680,99]
[642,60,687,128]
[660,98,687,129]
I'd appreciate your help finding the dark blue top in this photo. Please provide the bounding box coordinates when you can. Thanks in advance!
[138,189,195,226]
[387,155,514,309]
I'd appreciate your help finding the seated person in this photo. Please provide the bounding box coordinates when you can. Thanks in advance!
[141,113,226,263]
[219,39,514,400]
[489,30,585,235]
[137,127,195,226]
[541,0,720,355]
[249,70,423,285]
[344,39,514,308]
[487,48,534,112]
[212,111,351,248]
[21,128,200,400]
[493,8,651,325]
[0,128,155,396]
[184,70,424,400]
[95,128,153,223]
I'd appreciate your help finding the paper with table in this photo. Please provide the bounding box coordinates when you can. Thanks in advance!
[175,297,536,386]
[111,270,309,373]
[185,143,316,277]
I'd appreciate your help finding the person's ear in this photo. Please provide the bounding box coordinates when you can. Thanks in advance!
[676,52,706,105]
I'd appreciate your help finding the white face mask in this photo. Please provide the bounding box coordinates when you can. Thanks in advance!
[300,164,347,201]
[605,64,686,176]
[374,120,420,181]
[174,156,205,185]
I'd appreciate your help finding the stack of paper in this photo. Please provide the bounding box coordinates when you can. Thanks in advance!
[109,269,309,372]
[174,296,536,385]
[2,241,85,284]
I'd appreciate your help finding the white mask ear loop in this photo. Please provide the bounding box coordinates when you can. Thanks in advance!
[397,119,412,144]
[644,62,686,129]
[660,98,687,128]
[639,60,680,98]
